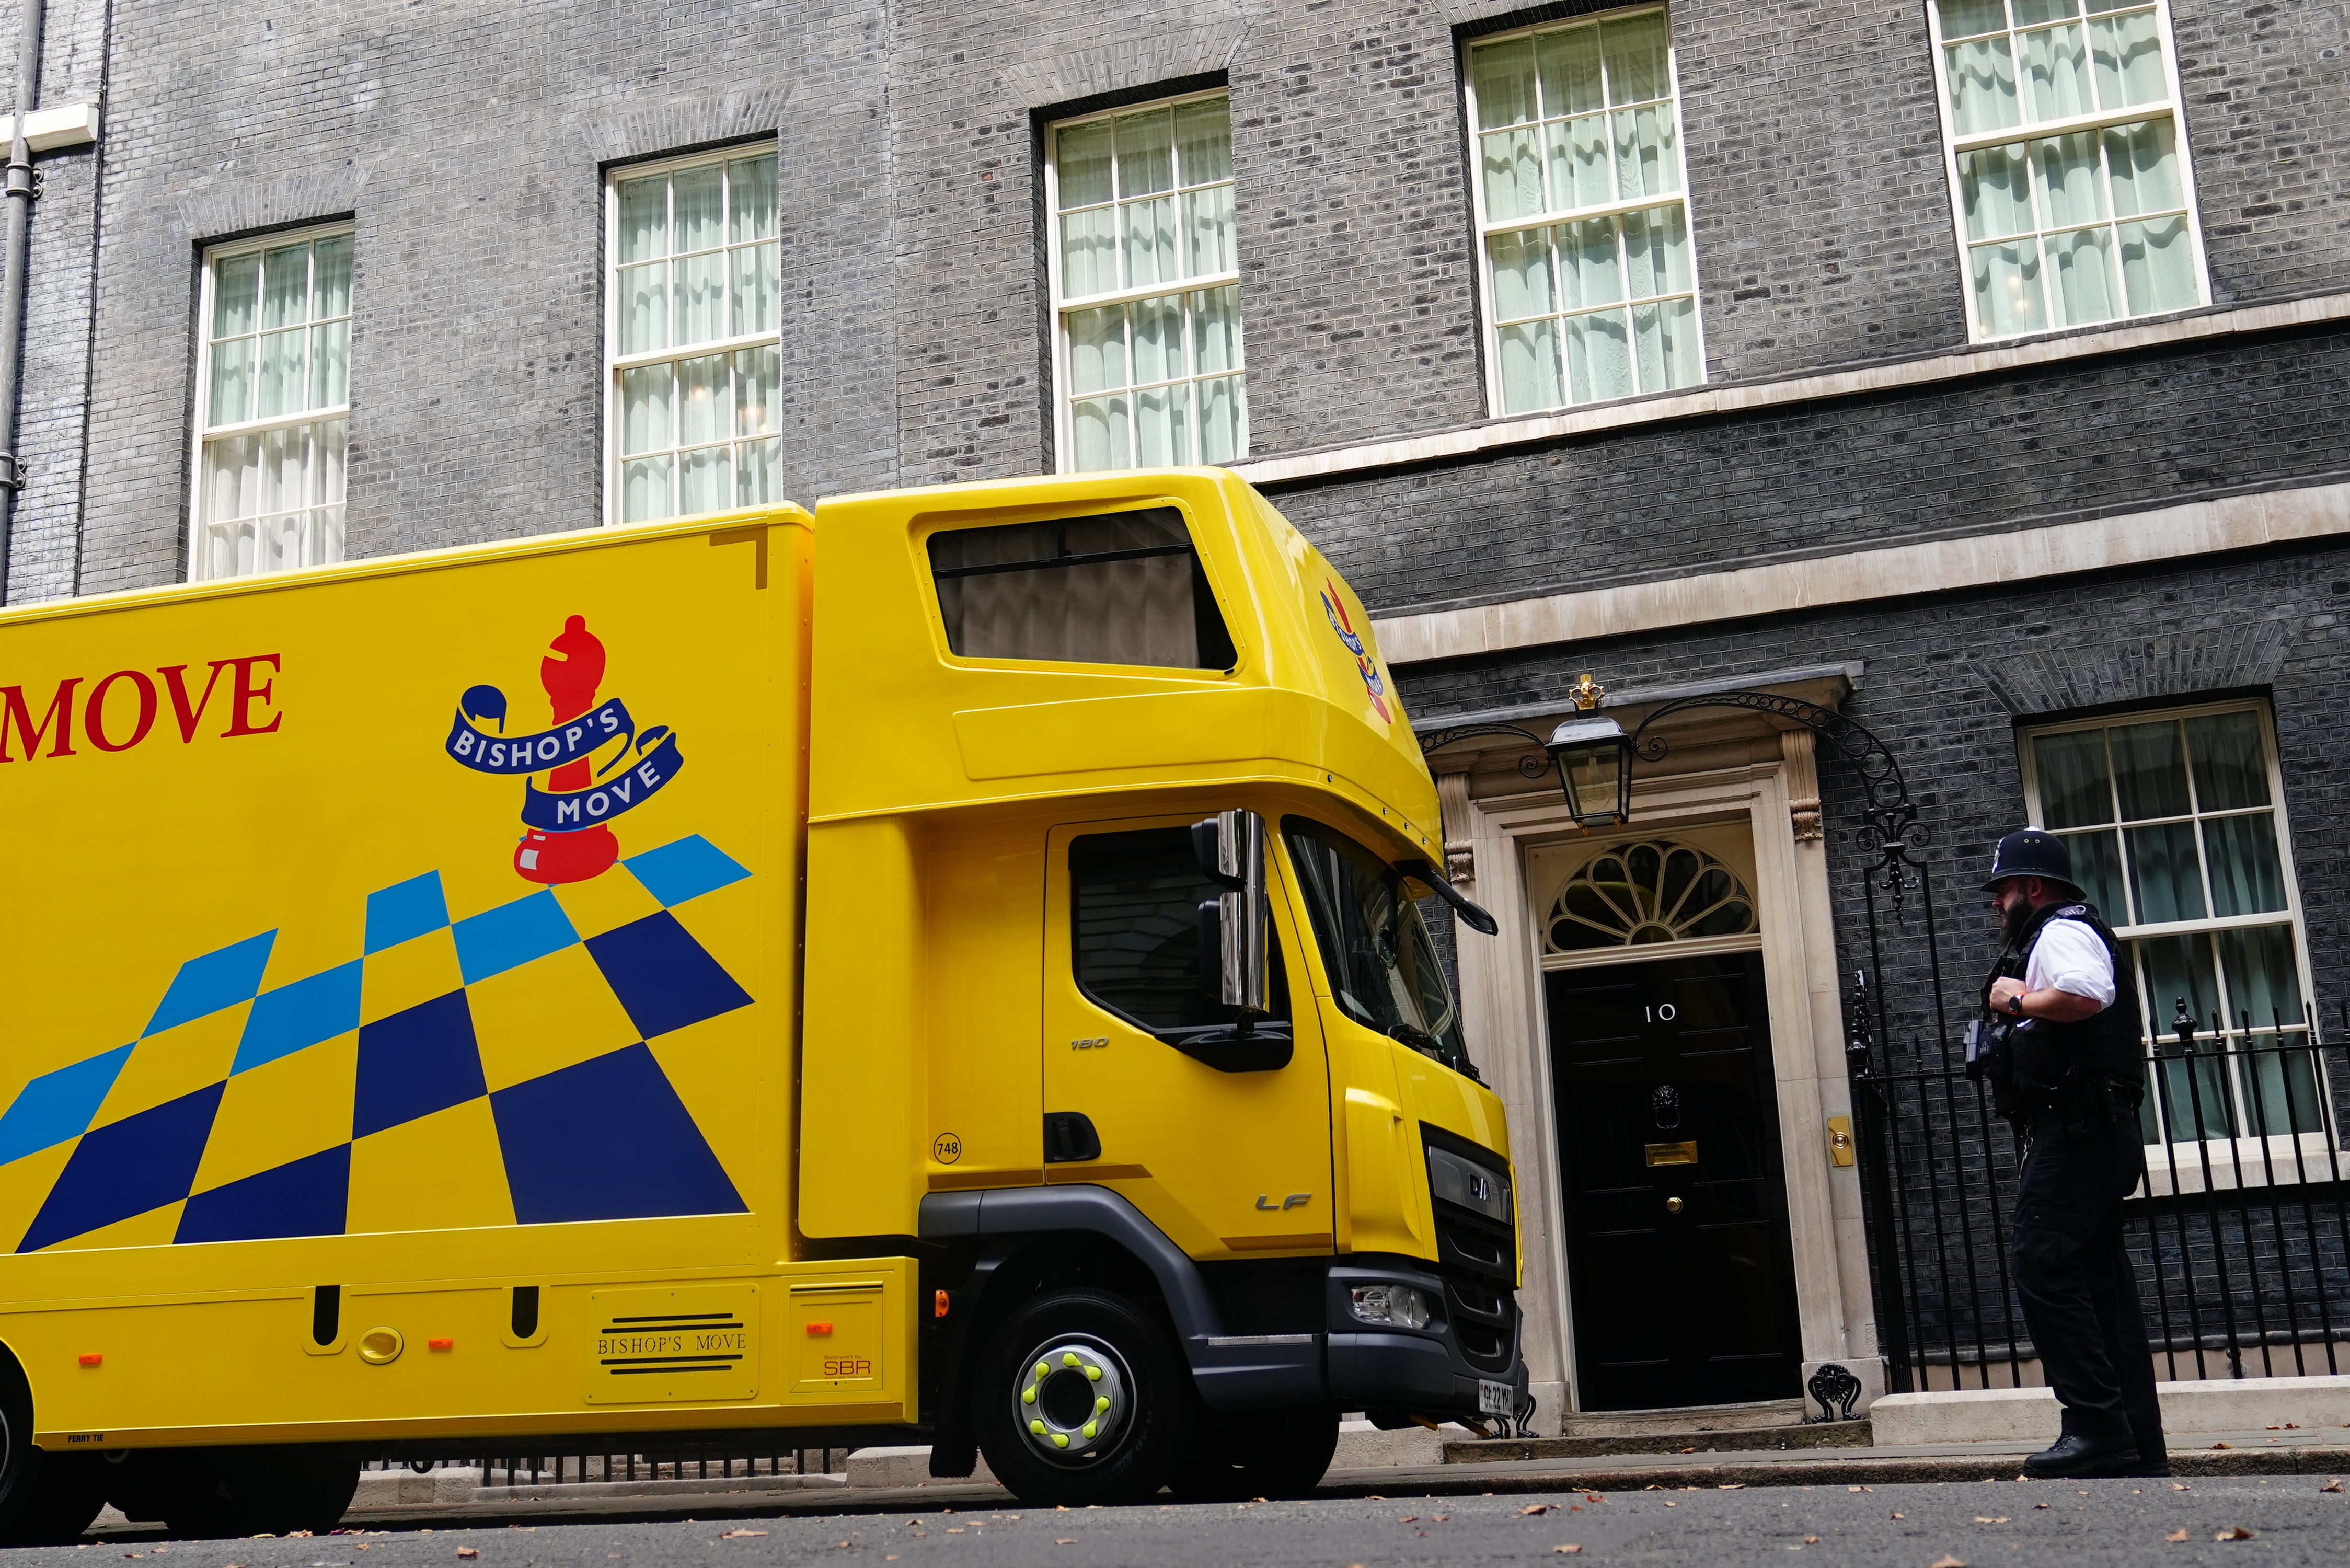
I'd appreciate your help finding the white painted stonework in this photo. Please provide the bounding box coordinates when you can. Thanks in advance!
[1235,291,2350,490]
[1373,477,2350,667]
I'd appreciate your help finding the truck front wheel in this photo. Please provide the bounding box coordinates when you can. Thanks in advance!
[973,1289,1191,1505]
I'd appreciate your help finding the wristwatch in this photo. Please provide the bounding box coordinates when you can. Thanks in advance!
[2006,992,2026,1017]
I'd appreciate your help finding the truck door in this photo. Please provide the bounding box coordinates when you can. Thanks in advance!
[1042,817,1333,1259]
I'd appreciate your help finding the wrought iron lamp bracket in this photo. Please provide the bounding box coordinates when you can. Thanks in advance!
[1416,721,1557,782]
[1625,690,1927,915]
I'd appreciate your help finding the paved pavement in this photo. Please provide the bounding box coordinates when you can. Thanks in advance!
[19,1474,2350,1567]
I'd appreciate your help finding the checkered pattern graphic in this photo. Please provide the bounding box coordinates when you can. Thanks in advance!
[7,835,756,1252]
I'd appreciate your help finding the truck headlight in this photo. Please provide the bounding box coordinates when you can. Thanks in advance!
[1348,1283,1431,1331]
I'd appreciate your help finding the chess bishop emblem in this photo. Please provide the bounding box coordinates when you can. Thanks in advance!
[444,615,686,884]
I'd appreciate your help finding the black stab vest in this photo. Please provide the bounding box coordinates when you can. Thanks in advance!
[1986,900,2146,1106]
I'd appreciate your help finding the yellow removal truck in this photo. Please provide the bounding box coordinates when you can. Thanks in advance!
[0,468,1522,1534]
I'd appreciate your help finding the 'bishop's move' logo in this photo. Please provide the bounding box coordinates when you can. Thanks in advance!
[1318,579,1392,725]
[444,615,685,884]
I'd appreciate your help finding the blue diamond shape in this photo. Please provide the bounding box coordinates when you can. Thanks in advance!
[354,990,486,1139]
[18,1083,226,1252]
[235,961,363,1075]
[145,931,277,1037]
[177,1144,351,1244]
[366,871,451,955]
[583,911,753,1040]
[451,889,579,985]
[0,1045,135,1168]
[491,1044,744,1225]
[623,835,751,908]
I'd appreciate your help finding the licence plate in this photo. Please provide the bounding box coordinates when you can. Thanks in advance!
[1477,1378,1515,1417]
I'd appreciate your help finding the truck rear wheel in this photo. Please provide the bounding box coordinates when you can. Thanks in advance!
[0,1357,106,1544]
[1168,1405,1340,1501]
[973,1288,1191,1506]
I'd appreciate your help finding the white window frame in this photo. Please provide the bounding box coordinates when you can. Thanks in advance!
[1460,4,1707,419]
[2019,699,2333,1187]
[1043,88,1247,474]
[1924,0,2210,343]
[186,221,354,583]
[600,142,784,527]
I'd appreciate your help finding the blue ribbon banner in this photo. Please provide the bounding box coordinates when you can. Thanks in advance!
[445,684,684,834]
[520,730,685,832]
[446,693,636,775]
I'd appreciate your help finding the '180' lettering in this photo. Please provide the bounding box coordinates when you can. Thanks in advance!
[0,655,282,763]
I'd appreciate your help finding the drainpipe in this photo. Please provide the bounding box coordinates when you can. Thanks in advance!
[0,0,43,604]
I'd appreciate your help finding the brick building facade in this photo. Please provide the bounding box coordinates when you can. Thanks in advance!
[5,0,2349,1428]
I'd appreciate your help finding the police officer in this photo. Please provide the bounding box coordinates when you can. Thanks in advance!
[1978,827,2167,1479]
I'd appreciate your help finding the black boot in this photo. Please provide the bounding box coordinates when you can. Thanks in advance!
[2023,1432,2142,1479]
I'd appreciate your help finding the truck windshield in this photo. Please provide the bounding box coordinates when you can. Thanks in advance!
[1283,816,1476,1080]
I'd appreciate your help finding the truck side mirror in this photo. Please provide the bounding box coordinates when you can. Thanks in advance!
[1191,809,1268,1017]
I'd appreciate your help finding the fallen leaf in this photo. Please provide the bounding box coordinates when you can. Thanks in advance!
[1521,1505,1554,1516]
[1585,1493,1606,1503]
[2173,1484,2190,1491]
[2165,1530,2189,1542]
[1975,1517,2010,1524]
[1054,1540,1075,1547]
[2322,1480,2344,1493]
[1551,1548,1582,1556]
[1720,1483,1747,1491]
[2286,1423,2300,1429]
[1662,1501,1676,1508]
[2034,1503,2049,1510]
[1890,1512,1905,1520]
[2212,1442,2232,1450]
[1433,1514,1450,1524]
[717,1532,766,1541]
[2215,1527,2256,1541]
[1803,1537,1818,1546]
[1848,1485,1872,1493]
[1679,1446,1698,1454]
[1397,1516,1419,1524]
[1930,1557,1968,1568]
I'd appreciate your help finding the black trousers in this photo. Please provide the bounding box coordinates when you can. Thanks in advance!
[2010,1113,2165,1462]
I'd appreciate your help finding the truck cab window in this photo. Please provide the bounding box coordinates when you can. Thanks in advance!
[1072,826,1288,1041]
[1283,817,1474,1078]
[928,508,1237,670]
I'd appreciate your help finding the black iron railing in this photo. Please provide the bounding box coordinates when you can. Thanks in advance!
[1851,996,2350,1392]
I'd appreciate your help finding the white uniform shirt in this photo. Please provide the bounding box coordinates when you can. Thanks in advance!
[2024,917,2117,1008]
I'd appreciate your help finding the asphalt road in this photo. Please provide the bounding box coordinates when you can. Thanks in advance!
[18,1475,2350,1567]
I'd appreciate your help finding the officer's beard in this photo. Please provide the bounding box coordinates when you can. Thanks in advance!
[1998,898,2035,948]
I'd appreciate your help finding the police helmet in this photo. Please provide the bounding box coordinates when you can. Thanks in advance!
[1980,827,2081,895]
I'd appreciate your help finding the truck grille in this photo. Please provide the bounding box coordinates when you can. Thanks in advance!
[1442,1273,1516,1375]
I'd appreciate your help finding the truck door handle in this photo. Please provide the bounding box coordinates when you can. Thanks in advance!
[1044,1112,1102,1164]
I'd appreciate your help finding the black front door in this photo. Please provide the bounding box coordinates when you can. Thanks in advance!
[1545,952,1803,1411]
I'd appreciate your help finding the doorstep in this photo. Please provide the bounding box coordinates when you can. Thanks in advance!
[1444,1418,1871,1463]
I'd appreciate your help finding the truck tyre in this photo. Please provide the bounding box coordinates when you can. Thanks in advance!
[135,1446,360,1538]
[0,1356,107,1544]
[973,1288,1191,1506]
[1168,1405,1340,1501]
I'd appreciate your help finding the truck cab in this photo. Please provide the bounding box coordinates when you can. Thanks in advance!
[796,468,1526,1501]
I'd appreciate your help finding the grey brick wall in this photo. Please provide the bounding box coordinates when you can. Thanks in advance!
[0,0,2345,599]
[70,0,896,597]
[1397,539,2350,1022]
[1269,319,2350,619]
